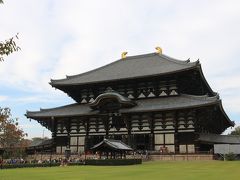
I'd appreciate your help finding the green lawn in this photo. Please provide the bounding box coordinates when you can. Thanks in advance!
[0,161,240,180]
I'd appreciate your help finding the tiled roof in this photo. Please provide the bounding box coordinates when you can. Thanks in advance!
[198,133,240,144]
[26,94,219,118]
[91,139,133,151]
[50,53,198,86]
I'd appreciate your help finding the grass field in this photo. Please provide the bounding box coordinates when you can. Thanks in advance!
[1,161,240,180]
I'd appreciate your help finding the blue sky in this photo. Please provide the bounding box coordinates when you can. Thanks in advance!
[0,0,240,138]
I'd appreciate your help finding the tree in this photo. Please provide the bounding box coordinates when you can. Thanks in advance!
[0,0,20,61]
[230,126,240,135]
[0,34,20,61]
[0,107,28,158]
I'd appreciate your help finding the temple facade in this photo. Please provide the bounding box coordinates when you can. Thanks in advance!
[26,51,234,154]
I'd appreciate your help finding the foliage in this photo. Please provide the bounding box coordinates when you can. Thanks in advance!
[0,107,28,158]
[1,163,61,169]
[230,126,240,135]
[0,34,20,61]
[0,1,20,61]
[1,162,86,169]
[1,162,85,169]
[224,152,236,161]
[85,159,142,165]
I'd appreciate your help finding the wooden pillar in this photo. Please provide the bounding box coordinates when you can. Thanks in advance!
[174,111,179,154]
[65,118,71,150]
[51,117,57,153]
[195,110,200,153]
[123,115,132,147]
[148,113,154,151]
[103,116,109,138]
[84,118,89,151]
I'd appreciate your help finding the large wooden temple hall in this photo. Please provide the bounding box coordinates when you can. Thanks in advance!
[26,48,234,154]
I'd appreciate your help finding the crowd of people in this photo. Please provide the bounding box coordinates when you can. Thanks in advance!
[0,157,84,166]
[0,150,150,167]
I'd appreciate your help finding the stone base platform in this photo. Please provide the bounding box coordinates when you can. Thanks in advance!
[149,154,214,161]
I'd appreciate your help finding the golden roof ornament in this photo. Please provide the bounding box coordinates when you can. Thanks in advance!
[155,47,162,54]
[121,52,128,59]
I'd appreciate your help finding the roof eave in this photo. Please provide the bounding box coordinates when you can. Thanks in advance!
[50,66,199,88]
[218,100,235,127]
[196,64,216,96]
[26,101,220,121]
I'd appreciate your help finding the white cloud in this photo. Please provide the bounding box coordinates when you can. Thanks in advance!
[1,0,240,137]
[0,95,8,102]
[8,94,69,104]
[19,123,52,139]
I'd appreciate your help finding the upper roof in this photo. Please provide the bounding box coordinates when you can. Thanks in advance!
[26,94,222,118]
[91,139,133,151]
[50,53,199,86]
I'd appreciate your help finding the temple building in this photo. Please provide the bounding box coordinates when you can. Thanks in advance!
[26,49,234,154]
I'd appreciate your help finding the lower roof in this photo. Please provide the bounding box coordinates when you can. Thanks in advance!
[27,94,224,118]
[28,139,53,148]
[91,139,133,151]
[198,133,240,144]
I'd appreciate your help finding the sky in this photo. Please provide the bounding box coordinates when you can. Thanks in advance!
[0,0,240,138]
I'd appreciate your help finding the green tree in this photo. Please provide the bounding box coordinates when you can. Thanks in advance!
[0,34,20,61]
[230,126,240,135]
[0,0,20,61]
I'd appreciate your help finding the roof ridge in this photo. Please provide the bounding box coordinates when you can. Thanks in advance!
[123,52,156,60]
[124,53,196,66]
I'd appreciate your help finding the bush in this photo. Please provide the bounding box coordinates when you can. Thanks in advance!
[225,153,236,161]
[0,159,141,169]
[68,162,84,166]
[1,163,61,169]
[85,159,142,166]
[0,162,85,169]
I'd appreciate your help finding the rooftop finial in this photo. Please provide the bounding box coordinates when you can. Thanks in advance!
[155,47,162,54]
[121,52,128,59]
